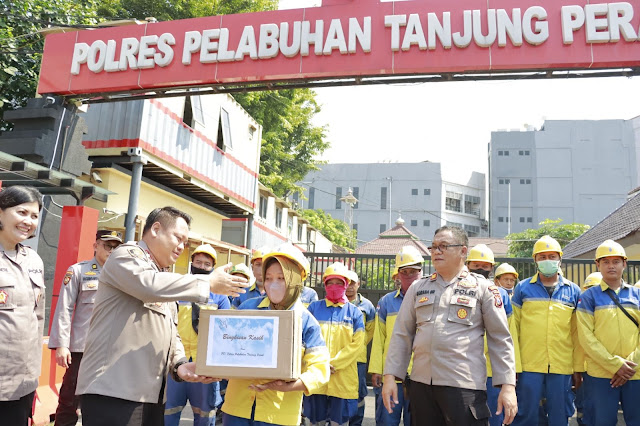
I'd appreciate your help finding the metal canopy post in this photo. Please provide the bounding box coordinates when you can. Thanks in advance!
[124,148,147,242]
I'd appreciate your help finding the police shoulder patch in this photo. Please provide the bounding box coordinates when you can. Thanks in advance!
[128,247,146,260]
[430,273,437,281]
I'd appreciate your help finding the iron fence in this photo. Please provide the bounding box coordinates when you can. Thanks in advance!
[304,252,640,307]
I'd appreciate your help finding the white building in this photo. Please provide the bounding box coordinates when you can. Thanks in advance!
[299,162,487,245]
[489,119,640,237]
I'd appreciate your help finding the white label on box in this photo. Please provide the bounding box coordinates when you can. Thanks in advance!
[206,315,279,368]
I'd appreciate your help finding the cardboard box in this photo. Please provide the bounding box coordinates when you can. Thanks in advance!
[195,309,302,380]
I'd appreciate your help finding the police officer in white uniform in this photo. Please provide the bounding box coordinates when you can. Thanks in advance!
[382,226,518,426]
[48,230,123,425]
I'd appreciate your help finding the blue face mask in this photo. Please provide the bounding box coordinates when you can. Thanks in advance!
[537,260,560,277]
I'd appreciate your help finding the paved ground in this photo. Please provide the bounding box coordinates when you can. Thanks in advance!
[68,387,625,425]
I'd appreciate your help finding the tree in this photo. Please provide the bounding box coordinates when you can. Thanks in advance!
[300,209,355,251]
[233,90,329,197]
[0,0,99,130]
[505,219,590,258]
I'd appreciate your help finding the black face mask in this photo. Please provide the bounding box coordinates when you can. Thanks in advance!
[470,269,491,279]
[191,265,212,275]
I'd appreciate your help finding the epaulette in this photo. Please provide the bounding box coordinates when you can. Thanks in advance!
[429,272,437,281]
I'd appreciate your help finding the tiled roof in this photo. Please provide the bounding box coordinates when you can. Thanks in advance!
[356,224,430,255]
[563,192,640,259]
[468,237,510,257]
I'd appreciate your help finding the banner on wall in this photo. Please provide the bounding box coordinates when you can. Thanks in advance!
[38,0,640,96]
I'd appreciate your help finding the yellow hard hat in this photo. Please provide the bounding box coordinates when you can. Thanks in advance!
[192,244,217,266]
[532,235,563,258]
[346,270,359,284]
[230,263,254,282]
[595,240,627,261]
[323,262,350,285]
[395,246,424,269]
[495,263,518,279]
[391,267,399,280]
[582,272,602,291]
[262,242,310,281]
[251,246,271,264]
[466,244,495,265]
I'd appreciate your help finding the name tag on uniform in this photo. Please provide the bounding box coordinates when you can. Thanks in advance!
[450,294,477,308]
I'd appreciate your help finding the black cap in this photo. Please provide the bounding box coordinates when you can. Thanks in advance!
[96,230,123,243]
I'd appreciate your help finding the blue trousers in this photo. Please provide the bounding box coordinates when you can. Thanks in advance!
[374,382,410,426]
[512,372,572,426]
[486,377,503,426]
[589,376,640,426]
[349,363,368,426]
[303,395,357,425]
[165,374,220,426]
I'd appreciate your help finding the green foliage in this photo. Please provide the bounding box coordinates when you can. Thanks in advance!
[234,90,329,197]
[505,219,590,258]
[0,0,99,130]
[300,209,355,251]
[354,258,395,290]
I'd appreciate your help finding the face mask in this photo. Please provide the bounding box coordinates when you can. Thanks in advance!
[537,260,560,277]
[266,281,287,304]
[399,274,418,294]
[191,265,212,275]
[470,269,490,279]
[325,285,348,304]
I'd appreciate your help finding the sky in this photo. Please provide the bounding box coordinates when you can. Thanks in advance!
[278,1,640,181]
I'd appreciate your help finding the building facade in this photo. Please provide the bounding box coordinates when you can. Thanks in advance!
[489,119,640,237]
[299,162,487,246]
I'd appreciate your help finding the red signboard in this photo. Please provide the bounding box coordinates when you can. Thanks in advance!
[38,0,640,96]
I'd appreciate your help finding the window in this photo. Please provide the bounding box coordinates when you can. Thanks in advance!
[380,224,386,233]
[499,179,510,185]
[411,188,418,195]
[527,217,533,223]
[520,179,525,184]
[464,224,480,237]
[275,207,282,229]
[520,179,531,185]
[498,217,504,223]
[353,187,359,209]
[526,179,531,184]
[498,151,504,156]
[499,179,504,184]
[353,224,358,235]
[520,217,525,223]
[519,150,524,155]
[424,188,430,195]
[411,219,418,226]
[335,187,342,210]
[464,195,481,216]
[259,195,267,219]
[308,187,315,209]
[287,216,293,235]
[445,191,462,213]
[182,95,205,129]
[217,108,232,151]
[525,150,530,155]
[506,217,510,222]
[504,150,509,156]
[380,187,387,210]
[298,224,303,241]
[423,220,430,227]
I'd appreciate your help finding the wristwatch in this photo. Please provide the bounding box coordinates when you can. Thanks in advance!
[172,360,188,382]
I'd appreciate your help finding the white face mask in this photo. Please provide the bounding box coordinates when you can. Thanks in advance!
[265,280,286,304]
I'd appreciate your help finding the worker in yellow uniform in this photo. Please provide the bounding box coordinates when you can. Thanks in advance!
[222,243,330,426]
[304,262,365,425]
[511,235,582,426]
[165,244,231,426]
[572,271,602,426]
[494,263,519,297]
[232,247,268,308]
[369,246,423,426]
[467,245,520,426]
[577,240,640,425]
[345,269,375,426]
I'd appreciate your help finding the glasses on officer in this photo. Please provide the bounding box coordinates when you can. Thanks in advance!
[427,243,464,253]
[100,241,120,251]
